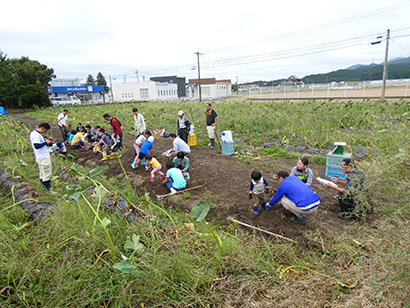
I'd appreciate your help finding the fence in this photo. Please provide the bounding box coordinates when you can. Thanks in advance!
[246,79,410,100]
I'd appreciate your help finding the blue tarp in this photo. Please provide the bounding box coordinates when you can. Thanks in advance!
[0,106,8,117]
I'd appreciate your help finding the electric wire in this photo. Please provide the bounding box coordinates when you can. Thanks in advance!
[205,1,410,53]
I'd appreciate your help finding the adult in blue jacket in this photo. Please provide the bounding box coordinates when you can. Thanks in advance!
[267,171,320,224]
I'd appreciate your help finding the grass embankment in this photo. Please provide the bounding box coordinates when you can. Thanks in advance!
[0,99,409,307]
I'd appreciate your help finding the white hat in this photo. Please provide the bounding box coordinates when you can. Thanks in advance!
[178,110,184,116]
[148,136,154,143]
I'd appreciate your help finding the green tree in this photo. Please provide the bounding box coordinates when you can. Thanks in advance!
[86,74,96,85]
[0,52,20,108]
[0,52,53,108]
[19,84,50,108]
[10,56,55,90]
[96,72,109,93]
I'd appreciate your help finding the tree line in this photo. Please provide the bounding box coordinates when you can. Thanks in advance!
[0,51,111,109]
[0,51,54,108]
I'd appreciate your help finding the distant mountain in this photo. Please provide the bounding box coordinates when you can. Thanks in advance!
[346,63,378,70]
[302,57,410,83]
[241,57,410,86]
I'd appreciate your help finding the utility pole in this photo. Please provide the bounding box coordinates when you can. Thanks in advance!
[135,70,139,83]
[109,75,114,103]
[194,52,202,101]
[381,29,390,100]
[123,74,126,83]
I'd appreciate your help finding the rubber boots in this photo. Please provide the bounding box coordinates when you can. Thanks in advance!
[131,160,137,169]
[101,152,108,161]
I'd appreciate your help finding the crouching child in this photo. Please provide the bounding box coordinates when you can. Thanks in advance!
[49,141,67,157]
[163,161,186,194]
[145,154,166,182]
[93,128,113,160]
[172,151,190,181]
[249,170,270,215]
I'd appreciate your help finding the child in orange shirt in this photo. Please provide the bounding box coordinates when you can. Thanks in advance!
[145,154,166,182]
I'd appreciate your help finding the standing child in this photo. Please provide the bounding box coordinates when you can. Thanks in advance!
[249,170,271,215]
[172,151,190,181]
[163,161,186,194]
[133,133,154,169]
[131,132,147,169]
[145,154,165,182]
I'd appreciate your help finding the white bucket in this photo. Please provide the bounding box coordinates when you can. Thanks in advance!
[221,130,233,142]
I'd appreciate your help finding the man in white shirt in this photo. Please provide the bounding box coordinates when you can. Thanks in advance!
[57,109,69,142]
[30,123,54,191]
[133,108,146,135]
[169,133,191,154]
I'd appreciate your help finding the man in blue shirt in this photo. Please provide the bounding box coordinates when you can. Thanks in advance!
[267,171,320,224]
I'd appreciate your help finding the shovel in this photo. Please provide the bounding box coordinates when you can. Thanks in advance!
[156,184,205,200]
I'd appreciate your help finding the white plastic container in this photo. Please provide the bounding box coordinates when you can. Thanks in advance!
[221,130,233,142]
[189,124,195,135]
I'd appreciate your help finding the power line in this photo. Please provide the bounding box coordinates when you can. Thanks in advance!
[200,32,383,67]
[205,1,410,54]
[390,36,410,57]
[109,29,410,79]
[135,28,410,77]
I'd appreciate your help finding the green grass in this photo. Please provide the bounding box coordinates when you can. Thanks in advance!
[1,100,409,307]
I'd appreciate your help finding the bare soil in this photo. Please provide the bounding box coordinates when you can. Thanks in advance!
[16,113,362,242]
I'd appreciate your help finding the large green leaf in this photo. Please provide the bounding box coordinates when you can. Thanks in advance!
[124,234,144,255]
[92,185,106,200]
[69,191,82,202]
[190,201,212,223]
[101,217,111,228]
[113,259,136,273]
[88,166,109,178]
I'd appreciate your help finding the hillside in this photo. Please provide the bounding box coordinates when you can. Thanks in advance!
[241,57,410,86]
[302,57,410,83]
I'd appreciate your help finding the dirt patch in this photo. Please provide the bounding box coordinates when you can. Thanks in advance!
[15,113,362,240]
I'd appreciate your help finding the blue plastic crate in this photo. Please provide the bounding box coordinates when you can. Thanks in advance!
[221,141,235,155]
[326,152,352,168]
[325,166,347,180]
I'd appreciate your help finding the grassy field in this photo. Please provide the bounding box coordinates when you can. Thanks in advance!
[0,99,409,307]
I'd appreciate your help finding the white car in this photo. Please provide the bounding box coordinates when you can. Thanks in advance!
[51,96,81,106]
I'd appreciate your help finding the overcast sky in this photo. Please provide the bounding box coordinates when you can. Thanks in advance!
[1,0,410,83]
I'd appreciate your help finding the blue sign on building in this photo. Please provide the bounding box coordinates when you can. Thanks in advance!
[49,85,105,93]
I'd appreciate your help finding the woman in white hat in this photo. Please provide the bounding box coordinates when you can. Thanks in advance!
[176,110,191,143]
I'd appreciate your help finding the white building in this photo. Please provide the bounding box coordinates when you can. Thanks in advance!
[188,78,232,99]
[111,81,178,102]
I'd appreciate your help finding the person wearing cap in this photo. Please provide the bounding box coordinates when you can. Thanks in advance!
[132,108,146,135]
[176,110,191,143]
